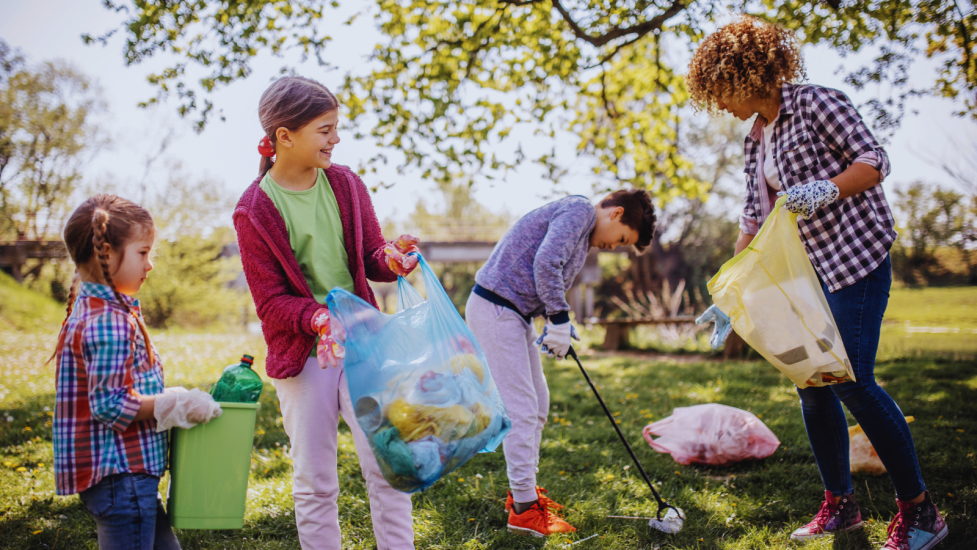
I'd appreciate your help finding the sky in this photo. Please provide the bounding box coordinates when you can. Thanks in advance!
[1,0,974,226]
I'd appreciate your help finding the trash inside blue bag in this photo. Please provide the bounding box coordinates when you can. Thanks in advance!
[326,253,511,493]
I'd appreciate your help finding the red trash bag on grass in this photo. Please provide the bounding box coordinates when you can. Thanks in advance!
[642,404,780,466]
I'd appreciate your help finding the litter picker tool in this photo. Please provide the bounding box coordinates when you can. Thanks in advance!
[567,347,685,534]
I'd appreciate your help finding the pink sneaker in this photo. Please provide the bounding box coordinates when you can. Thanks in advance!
[881,492,948,550]
[790,490,863,541]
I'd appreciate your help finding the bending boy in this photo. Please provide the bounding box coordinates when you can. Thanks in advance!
[465,190,657,537]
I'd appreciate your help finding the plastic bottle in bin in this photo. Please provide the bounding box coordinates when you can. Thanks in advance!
[210,354,263,403]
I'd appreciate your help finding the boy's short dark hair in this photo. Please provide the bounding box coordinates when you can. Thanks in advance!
[600,189,657,254]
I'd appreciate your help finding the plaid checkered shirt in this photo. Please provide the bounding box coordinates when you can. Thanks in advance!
[741,83,897,292]
[53,282,167,495]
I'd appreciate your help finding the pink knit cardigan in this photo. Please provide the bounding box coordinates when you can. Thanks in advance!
[233,164,397,379]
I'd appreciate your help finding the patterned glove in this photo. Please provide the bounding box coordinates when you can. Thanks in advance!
[312,308,345,369]
[695,304,733,350]
[783,180,839,220]
[383,234,421,276]
[535,321,581,360]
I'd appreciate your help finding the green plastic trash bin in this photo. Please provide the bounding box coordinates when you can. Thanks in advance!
[167,402,260,529]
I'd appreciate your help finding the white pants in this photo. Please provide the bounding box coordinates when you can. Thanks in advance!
[465,293,549,503]
[274,357,414,550]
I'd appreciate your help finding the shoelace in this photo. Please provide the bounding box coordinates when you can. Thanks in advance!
[536,488,566,515]
[885,510,911,547]
[810,499,837,528]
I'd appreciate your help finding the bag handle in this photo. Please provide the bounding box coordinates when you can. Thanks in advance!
[395,253,454,312]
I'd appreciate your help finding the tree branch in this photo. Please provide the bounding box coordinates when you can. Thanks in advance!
[464,7,507,80]
[583,33,644,69]
[600,65,619,119]
[551,0,686,48]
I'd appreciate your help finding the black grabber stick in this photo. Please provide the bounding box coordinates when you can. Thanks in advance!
[566,346,685,533]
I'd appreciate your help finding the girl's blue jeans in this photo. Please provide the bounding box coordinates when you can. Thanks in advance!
[79,473,181,550]
[796,255,926,501]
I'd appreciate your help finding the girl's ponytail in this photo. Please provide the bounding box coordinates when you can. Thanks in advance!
[62,271,81,325]
[55,194,157,367]
[257,76,339,177]
[259,155,274,177]
[49,271,81,363]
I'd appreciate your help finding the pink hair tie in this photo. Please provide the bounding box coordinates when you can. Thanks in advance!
[258,136,275,157]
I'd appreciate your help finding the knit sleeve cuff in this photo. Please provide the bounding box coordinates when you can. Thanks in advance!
[548,311,570,325]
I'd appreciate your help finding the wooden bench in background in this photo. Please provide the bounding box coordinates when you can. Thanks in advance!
[0,240,67,282]
[587,316,699,351]
[587,315,749,358]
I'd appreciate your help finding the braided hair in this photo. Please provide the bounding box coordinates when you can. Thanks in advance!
[54,194,157,366]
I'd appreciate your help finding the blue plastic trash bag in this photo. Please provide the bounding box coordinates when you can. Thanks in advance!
[326,253,511,492]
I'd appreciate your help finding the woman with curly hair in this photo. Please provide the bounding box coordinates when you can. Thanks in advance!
[688,17,947,550]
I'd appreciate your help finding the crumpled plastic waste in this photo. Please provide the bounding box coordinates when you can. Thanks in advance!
[387,397,491,442]
[407,436,447,483]
[642,403,780,466]
[648,508,685,534]
[373,426,417,479]
[327,253,510,493]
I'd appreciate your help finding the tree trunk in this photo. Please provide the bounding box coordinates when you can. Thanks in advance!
[601,323,630,351]
[722,331,748,359]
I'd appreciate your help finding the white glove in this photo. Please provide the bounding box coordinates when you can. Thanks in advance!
[535,321,580,360]
[154,387,222,433]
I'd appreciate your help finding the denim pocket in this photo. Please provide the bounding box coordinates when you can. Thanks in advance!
[79,476,117,520]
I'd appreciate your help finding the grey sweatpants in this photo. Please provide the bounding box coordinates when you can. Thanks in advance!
[465,293,549,503]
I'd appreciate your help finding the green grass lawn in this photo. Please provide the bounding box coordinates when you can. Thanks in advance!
[0,270,63,332]
[885,287,977,329]
[1,285,975,549]
[2,329,976,549]
[877,287,977,358]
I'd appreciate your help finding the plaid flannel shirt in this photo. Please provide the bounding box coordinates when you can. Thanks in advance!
[741,83,897,292]
[53,282,166,495]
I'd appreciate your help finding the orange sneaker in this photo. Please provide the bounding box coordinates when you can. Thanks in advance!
[506,487,577,537]
[505,486,565,513]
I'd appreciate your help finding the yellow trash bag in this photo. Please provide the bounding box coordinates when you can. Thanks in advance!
[849,417,914,475]
[707,196,854,388]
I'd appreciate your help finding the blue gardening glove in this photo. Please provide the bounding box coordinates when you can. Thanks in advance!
[783,179,840,220]
[695,305,733,350]
[535,321,580,360]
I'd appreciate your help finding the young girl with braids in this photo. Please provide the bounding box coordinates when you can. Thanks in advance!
[53,194,222,550]
[233,76,420,549]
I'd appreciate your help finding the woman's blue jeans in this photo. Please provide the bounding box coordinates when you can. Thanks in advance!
[796,255,926,501]
[79,473,181,550]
